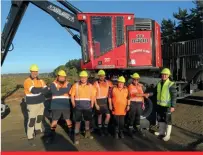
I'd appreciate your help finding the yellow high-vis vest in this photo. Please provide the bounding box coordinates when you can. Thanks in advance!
[157,79,174,107]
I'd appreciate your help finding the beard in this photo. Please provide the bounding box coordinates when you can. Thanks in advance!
[58,80,65,84]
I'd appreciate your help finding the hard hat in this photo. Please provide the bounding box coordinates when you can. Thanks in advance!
[161,68,171,75]
[117,76,126,83]
[58,70,67,76]
[79,70,88,77]
[131,73,140,79]
[30,64,39,72]
[98,70,105,76]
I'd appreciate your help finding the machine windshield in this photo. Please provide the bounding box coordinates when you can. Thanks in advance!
[91,16,112,58]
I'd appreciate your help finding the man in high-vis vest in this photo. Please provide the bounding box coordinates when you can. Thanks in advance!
[24,64,49,146]
[46,70,72,143]
[93,70,113,136]
[70,70,96,145]
[108,76,130,139]
[128,73,149,138]
[154,68,177,141]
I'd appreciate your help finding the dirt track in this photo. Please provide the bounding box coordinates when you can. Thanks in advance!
[1,91,203,151]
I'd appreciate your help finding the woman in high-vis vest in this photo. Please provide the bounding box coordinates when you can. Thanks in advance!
[46,70,72,143]
[128,73,150,138]
[154,68,177,141]
[24,64,49,146]
[70,71,96,145]
[93,70,113,136]
[108,76,130,139]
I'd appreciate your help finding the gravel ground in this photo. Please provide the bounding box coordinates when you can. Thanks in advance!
[1,91,203,151]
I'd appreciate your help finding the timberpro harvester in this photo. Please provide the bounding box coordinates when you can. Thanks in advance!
[1,0,203,125]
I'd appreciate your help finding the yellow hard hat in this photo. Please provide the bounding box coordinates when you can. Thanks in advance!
[58,70,67,76]
[30,64,39,72]
[79,70,88,77]
[131,73,140,79]
[98,70,105,76]
[161,68,171,75]
[117,76,126,83]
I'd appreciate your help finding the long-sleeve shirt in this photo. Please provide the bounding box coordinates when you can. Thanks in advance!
[24,77,49,104]
[50,81,72,109]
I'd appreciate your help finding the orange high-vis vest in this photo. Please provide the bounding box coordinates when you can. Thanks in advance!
[24,77,46,96]
[111,87,129,115]
[69,82,96,109]
[69,82,96,101]
[52,80,70,99]
[128,83,144,102]
[94,80,113,99]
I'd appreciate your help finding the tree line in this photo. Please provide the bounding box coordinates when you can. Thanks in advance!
[161,0,203,44]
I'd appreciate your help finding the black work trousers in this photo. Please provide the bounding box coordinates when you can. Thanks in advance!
[157,105,172,125]
[113,115,125,132]
[128,101,142,127]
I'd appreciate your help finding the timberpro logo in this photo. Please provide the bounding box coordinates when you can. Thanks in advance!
[47,5,74,22]
[131,34,149,43]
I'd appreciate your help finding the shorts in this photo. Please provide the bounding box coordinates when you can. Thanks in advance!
[157,105,172,124]
[52,109,71,121]
[96,98,110,115]
[75,108,92,122]
[96,106,110,115]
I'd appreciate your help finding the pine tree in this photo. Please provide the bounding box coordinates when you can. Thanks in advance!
[161,19,176,43]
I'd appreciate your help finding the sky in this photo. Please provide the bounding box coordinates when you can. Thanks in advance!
[1,0,195,74]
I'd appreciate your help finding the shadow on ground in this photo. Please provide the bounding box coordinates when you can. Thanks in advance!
[177,96,203,106]
[19,98,202,151]
[20,99,78,151]
[187,136,203,151]
[92,129,188,151]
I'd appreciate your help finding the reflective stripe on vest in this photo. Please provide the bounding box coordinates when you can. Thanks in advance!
[96,80,109,99]
[27,79,45,96]
[52,82,70,99]
[75,82,92,101]
[157,79,174,107]
[52,96,70,99]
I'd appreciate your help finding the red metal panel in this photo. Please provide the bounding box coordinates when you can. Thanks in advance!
[92,44,127,69]
[155,22,162,67]
[128,31,152,66]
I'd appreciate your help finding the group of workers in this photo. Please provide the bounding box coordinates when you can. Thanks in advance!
[24,64,177,146]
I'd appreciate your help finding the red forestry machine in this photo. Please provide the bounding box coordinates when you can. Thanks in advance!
[1,0,203,123]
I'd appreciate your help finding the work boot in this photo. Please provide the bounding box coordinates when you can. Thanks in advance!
[114,128,119,139]
[28,138,36,147]
[98,127,104,136]
[128,128,136,139]
[114,132,119,139]
[162,125,172,141]
[67,127,74,137]
[103,127,109,136]
[135,125,145,137]
[85,130,94,139]
[74,133,80,145]
[138,128,146,137]
[119,130,125,139]
[45,130,56,144]
[35,129,44,137]
[154,122,166,137]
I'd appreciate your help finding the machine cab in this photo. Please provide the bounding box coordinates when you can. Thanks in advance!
[78,13,162,70]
